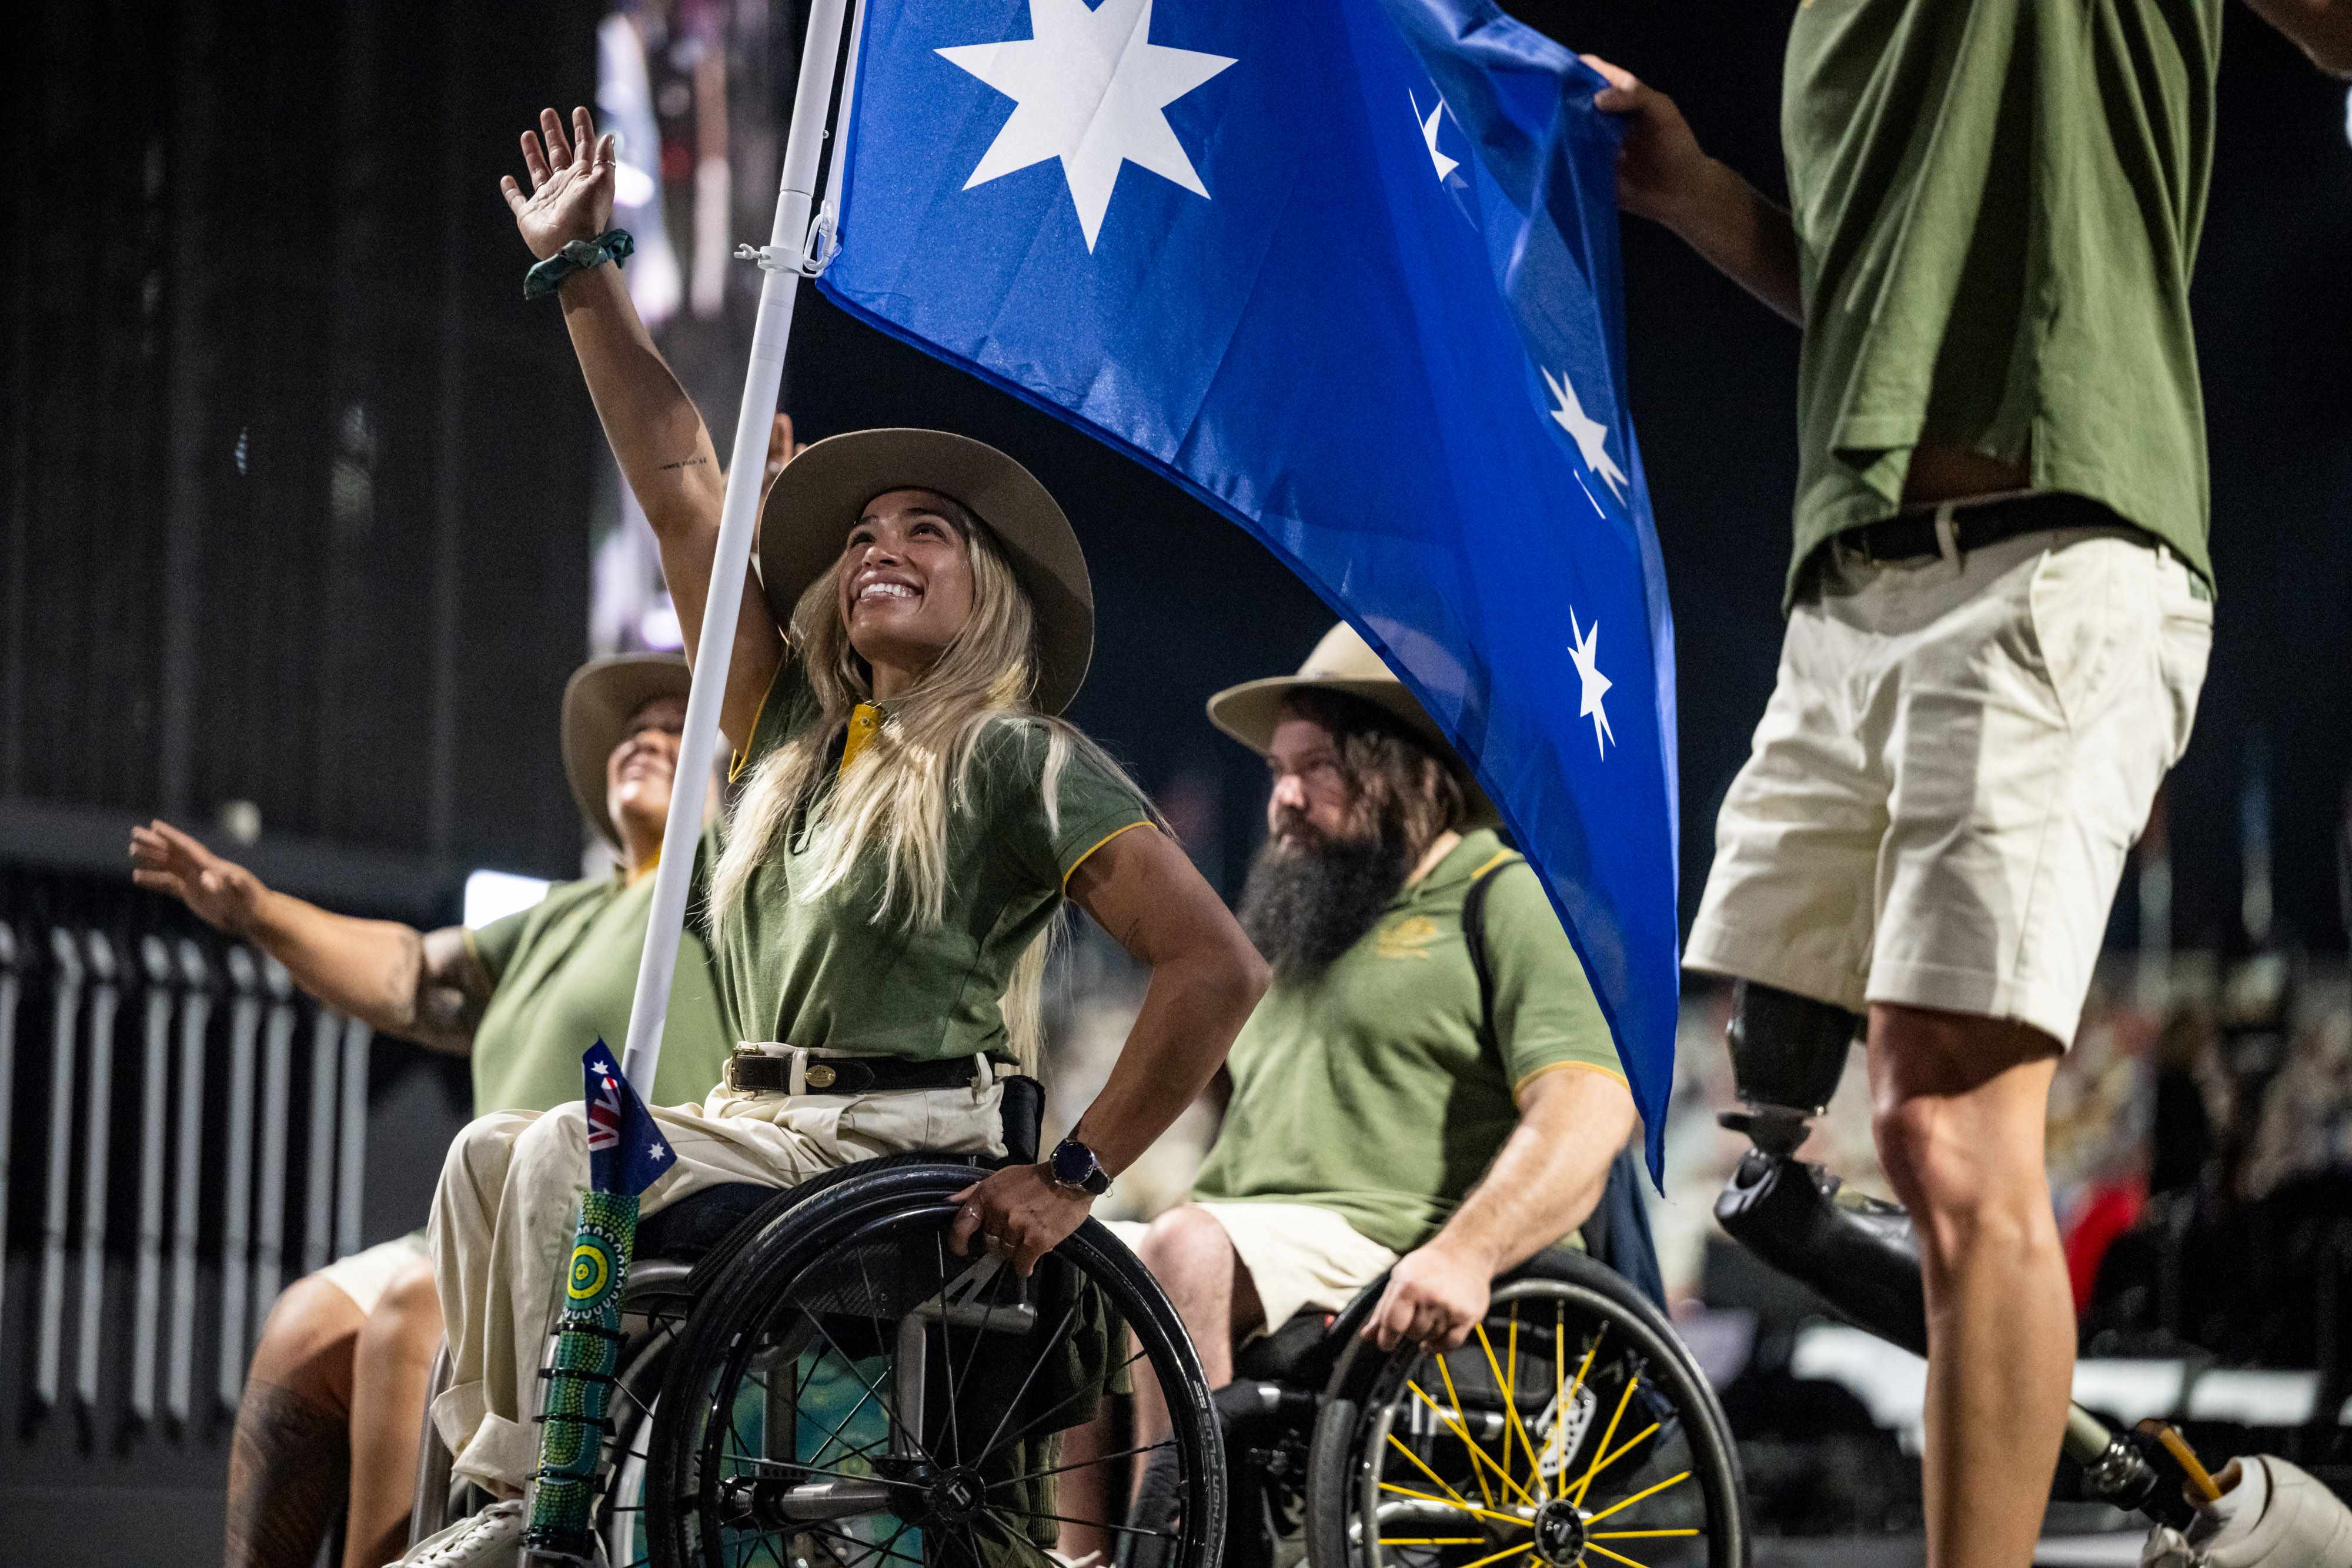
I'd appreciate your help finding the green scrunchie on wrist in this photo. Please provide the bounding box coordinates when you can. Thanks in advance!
[523,229,635,302]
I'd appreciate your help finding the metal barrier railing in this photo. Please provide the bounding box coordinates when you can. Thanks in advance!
[1,910,372,1443]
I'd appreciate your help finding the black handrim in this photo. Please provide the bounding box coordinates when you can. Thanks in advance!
[644,1166,1227,1568]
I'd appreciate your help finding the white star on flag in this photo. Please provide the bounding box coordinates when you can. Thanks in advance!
[1542,365,1629,502]
[1568,608,1614,756]
[1410,90,1458,183]
[938,0,1236,252]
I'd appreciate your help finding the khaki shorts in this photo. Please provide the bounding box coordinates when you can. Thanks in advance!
[1686,521,2211,1048]
[1108,1200,1398,1336]
[316,1232,430,1316]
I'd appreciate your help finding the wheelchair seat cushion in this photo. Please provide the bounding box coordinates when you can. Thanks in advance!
[1231,1308,1341,1388]
[633,1182,780,1261]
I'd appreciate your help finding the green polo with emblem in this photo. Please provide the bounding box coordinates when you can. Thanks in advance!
[1781,0,2223,607]
[465,858,734,1112]
[1189,829,1623,1255]
[713,659,1155,1059]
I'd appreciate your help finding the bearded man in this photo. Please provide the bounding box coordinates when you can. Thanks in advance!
[1098,623,1641,1517]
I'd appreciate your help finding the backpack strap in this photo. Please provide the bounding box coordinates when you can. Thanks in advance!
[1459,848,1522,1069]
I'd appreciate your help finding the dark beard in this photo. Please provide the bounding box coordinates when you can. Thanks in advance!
[1237,825,1412,975]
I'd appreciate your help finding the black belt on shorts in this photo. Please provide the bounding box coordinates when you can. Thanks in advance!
[723,1051,991,1095]
[1835,491,2130,566]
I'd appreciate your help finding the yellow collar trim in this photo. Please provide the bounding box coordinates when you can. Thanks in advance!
[624,850,662,888]
[838,703,884,775]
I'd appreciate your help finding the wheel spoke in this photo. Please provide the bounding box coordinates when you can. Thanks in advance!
[974,1299,1081,1461]
[1591,1529,1699,1539]
[984,1502,1181,1542]
[807,1310,934,1467]
[1407,1375,1536,1510]
[984,1436,1176,1490]
[1584,1469,1692,1526]
[1448,1539,1542,1568]
[1582,1544,1654,1568]
[1474,1322,1545,1495]
[1374,1479,1530,1530]
[1568,1369,1641,1508]
[1573,1420,1660,1500]
[1431,1355,1501,1512]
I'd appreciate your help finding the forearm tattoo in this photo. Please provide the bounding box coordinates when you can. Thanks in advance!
[224,1378,349,1568]
[656,455,709,470]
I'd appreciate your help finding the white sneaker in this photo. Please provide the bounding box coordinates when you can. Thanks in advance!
[399,1499,526,1567]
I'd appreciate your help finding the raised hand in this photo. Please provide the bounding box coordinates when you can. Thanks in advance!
[129,820,266,935]
[501,105,620,262]
[1581,56,1713,228]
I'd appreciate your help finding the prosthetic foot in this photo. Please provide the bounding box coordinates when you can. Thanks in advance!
[2139,1455,2352,1567]
[1708,982,1930,1355]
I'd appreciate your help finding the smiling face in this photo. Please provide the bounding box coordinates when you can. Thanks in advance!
[834,488,980,696]
[605,694,686,853]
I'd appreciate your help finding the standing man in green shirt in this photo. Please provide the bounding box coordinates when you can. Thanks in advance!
[1585,6,2350,1564]
[1066,624,1636,1560]
[129,652,731,1568]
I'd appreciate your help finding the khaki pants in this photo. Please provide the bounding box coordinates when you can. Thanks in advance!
[427,1048,1006,1494]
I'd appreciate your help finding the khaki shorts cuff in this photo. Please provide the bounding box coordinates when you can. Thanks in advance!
[1862,959,2082,1053]
[1682,924,1868,1015]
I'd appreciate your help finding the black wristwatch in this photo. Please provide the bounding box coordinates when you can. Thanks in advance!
[1047,1136,1112,1196]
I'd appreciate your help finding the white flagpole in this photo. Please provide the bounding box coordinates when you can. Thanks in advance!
[617,0,859,1092]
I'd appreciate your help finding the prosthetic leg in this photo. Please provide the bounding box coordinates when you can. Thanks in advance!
[1709,982,1929,1355]
[1708,981,2265,1537]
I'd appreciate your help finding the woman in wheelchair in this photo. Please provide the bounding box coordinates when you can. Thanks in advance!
[402,105,1270,1568]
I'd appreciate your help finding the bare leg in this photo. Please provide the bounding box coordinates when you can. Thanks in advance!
[342,1256,443,1568]
[228,1275,362,1568]
[1058,1207,1263,1560]
[1867,1003,2069,1568]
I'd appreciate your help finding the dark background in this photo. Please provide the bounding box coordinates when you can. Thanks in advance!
[0,1,2347,1559]
[6,0,2344,945]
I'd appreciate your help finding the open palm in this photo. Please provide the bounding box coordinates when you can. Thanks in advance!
[503,105,620,262]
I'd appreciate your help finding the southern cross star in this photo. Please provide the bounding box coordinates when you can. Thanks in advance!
[1542,365,1629,502]
[1411,90,1458,183]
[1568,607,1615,757]
[938,0,1237,252]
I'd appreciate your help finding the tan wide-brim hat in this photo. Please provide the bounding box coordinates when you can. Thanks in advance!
[1207,621,1499,826]
[758,429,1095,716]
[562,653,693,848]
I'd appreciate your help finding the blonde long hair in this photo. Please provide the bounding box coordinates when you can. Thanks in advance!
[711,505,1151,1071]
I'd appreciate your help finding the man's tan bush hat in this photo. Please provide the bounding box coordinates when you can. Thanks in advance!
[759,428,1095,716]
[1207,622,1499,825]
[563,653,692,849]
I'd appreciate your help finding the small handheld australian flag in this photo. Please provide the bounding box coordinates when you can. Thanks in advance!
[523,1043,676,1560]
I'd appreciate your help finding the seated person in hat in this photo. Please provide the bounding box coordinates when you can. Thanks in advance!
[394,103,1269,1565]
[130,653,731,1568]
[1068,623,1637,1553]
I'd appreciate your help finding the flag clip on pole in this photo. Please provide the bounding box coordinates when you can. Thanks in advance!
[520,2,858,1560]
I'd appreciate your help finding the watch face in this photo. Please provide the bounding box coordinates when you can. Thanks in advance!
[1051,1139,1093,1187]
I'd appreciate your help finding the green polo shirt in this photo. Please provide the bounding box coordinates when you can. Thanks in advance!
[1189,831,1623,1255]
[714,660,1154,1059]
[1781,0,2222,607]
[466,863,734,1113]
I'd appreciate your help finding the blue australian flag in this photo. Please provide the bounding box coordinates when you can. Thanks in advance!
[582,1041,677,1197]
[818,0,1679,1176]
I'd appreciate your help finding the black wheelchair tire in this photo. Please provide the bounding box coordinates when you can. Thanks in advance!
[641,1161,1228,1568]
[1301,1249,1746,1568]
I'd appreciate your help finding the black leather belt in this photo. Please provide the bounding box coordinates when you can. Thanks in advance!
[1836,491,2127,566]
[723,1051,991,1095]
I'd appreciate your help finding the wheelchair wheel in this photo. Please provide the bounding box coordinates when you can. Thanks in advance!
[643,1162,1227,1568]
[1303,1252,1746,1568]
[596,1300,686,1567]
